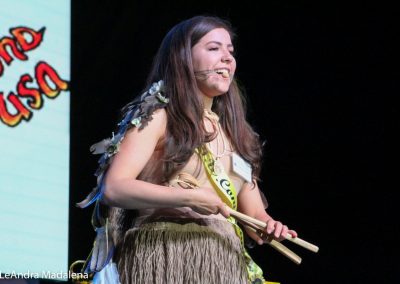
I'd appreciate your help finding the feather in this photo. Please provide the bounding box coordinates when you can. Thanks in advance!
[76,187,100,208]
[86,224,114,273]
[90,138,111,154]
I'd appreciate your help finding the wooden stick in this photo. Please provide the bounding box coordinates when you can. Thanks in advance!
[228,208,319,253]
[269,239,302,264]
[285,234,319,253]
[244,225,302,264]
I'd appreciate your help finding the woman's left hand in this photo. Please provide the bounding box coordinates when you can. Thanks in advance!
[245,218,297,245]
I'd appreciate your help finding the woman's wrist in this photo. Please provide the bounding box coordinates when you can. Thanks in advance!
[178,188,197,208]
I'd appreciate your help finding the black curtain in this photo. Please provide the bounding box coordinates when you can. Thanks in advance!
[69,1,386,283]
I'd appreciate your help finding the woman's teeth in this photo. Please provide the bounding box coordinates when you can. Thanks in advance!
[215,69,230,78]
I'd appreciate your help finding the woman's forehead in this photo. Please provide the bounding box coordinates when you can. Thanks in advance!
[198,28,233,45]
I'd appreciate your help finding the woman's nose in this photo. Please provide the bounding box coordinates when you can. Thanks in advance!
[221,53,233,63]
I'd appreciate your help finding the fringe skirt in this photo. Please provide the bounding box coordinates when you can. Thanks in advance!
[115,219,248,284]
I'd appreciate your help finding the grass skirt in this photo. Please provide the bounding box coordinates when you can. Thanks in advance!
[115,219,248,284]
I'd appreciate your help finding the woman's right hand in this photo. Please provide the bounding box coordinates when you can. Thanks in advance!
[187,187,230,218]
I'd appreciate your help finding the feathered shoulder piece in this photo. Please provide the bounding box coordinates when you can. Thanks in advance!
[77,80,168,210]
[75,80,168,273]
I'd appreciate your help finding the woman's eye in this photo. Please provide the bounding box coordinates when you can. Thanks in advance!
[209,47,219,51]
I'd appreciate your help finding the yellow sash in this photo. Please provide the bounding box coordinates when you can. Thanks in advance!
[196,146,279,284]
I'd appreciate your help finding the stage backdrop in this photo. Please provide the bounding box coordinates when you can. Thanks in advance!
[0,0,70,280]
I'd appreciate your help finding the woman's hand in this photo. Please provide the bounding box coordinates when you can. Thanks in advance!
[187,187,230,218]
[244,218,298,245]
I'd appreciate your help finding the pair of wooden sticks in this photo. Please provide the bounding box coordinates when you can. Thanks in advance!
[228,208,319,264]
[172,172,319,265]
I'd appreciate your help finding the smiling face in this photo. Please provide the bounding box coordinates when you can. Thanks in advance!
[192,28,236,99]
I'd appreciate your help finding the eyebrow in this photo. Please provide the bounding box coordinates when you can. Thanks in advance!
[206,41,234,48]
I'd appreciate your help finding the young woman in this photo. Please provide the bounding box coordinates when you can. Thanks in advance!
[78,15,297,284]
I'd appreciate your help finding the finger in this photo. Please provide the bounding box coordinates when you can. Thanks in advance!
[274,221,283,239]
[244,226,264,245]
[278,225,288,242]
[257,232,265,245]
[219,204,230,218]
[266,219,275,234]
[254,230,264,245]
[282,225,288,238]
[288,230,298,238]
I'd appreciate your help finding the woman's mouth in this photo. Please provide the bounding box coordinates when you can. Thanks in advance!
[194,69,232,81]
[214,68,230,78]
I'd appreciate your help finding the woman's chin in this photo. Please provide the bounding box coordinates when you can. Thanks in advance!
[217,87,230,96]
[211,84,230,96]
[199,84,230,98]
[211,91,229,98]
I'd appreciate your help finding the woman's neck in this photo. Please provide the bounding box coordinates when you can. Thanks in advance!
[203,95,213,111]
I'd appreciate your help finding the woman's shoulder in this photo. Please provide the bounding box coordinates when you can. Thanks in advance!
[149,107,167,134]
[124,107,167,141]
[152,107,167,121]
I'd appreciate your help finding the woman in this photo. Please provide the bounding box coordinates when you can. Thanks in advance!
[78,15,297,284]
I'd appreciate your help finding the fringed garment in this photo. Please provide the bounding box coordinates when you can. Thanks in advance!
[111,210,248,284]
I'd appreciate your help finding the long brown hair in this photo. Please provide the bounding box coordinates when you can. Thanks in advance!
[123,16,263,184]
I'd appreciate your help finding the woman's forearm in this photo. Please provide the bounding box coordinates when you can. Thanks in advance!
[103,178,192,209]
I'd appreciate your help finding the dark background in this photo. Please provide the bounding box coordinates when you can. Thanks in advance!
[68,1,386,283]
